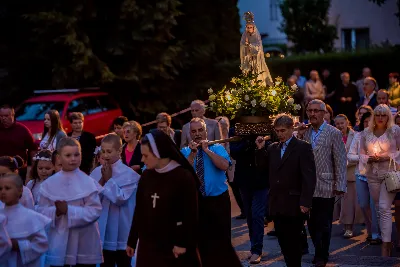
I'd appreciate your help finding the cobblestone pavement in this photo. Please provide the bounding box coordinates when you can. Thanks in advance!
[229,189,400,266]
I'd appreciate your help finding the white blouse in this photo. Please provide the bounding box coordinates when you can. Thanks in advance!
[359,126,400,176]
[39,133,57,151]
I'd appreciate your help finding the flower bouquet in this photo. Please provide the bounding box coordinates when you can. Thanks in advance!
[207,71,300,135]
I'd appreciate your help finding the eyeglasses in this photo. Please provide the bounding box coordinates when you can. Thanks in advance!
[306,109,325,114]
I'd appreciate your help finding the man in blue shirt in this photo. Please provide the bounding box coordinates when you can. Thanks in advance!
[181,117,242,267]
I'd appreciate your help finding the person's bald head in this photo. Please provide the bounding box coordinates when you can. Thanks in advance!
[377,89,389,105]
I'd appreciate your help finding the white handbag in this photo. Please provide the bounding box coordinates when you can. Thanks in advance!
[384,158,400,193]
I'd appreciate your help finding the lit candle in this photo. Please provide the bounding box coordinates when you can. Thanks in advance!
[373,144,379,155]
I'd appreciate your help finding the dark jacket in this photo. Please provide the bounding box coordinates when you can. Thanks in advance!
[229,128,271,189]
[121,143,144,174]
[67,131,96,174]
[255,137,316,217]
[357,93,378,110]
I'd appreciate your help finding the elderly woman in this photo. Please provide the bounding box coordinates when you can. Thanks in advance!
[359,104,400,256]
[334,114,363,238]
[121,120,144,173]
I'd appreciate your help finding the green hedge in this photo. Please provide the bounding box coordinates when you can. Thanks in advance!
[265,48,400,87]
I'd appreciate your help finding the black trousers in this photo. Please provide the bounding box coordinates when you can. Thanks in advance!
[274,215,304,267]
[198,190,241,267]
[102,250,132,267]
[308,197,335,263]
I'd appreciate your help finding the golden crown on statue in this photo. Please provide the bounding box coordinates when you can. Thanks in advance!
[243,11,255,24]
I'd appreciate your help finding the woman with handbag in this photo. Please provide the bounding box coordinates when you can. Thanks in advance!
[359,104,400,257]
[335,114,364,238]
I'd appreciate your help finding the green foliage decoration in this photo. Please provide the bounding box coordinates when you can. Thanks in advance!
[207,71,300,119]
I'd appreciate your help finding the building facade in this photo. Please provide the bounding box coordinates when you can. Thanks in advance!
[329,0,400,50]
[238,0,400,50]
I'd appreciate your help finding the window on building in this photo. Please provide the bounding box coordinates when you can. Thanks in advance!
[341,28,370,51]
[270,0,279,21]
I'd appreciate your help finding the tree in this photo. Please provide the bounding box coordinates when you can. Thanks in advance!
[0,0,241,120]
[369,0,400,25]
[279,0,337,54]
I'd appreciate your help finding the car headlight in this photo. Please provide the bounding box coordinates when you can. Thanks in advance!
[32,133,42,141]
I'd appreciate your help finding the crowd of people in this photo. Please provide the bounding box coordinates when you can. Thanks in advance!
[0,65,399,267]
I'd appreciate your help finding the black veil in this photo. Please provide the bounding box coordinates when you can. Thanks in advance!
[141,130,201,189]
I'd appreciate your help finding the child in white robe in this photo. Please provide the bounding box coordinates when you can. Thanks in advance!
[26,150,54,206]
[0,156,34,210]
[36,137,103,267]
[90,134,140,267]
[0,173,50,267]
[0,214,12,263]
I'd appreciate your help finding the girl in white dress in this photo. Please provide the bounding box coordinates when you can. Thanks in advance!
[0,156,34,210]
[0,173,50,267]
[26,150,54,205]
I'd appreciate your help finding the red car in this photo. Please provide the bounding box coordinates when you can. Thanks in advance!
[15,89,122,144]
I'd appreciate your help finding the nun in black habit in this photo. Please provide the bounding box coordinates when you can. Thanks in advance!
[127,130,201,267]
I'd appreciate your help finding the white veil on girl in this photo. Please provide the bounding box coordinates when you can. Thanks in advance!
[240,12,273,86]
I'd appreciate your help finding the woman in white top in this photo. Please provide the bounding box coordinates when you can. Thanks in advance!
[334,114,363,238]
[347,111,381,244]
[39,110,66,152]
[359,104,400,256]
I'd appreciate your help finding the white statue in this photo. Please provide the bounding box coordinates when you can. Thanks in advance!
[240,12,273,86]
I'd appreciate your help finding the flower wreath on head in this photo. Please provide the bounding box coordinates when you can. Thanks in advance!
[32,155,52,162]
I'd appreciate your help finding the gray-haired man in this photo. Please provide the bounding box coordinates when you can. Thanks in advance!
[180,100,222,149]
[297,99,347,267]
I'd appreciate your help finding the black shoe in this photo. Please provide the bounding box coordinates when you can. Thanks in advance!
[267,230,276,236]
[235,214,246,219]
[312,257,327,265]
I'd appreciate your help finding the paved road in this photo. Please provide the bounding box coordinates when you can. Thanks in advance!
[229,189,400,266]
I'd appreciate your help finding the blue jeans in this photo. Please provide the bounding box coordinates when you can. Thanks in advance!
[240,187,268,255]
[355,175,381,239]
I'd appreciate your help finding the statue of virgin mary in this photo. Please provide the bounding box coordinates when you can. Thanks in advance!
[240,12,273,86]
